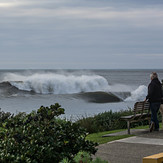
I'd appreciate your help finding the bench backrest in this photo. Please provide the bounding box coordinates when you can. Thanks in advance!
[133,101,150,115]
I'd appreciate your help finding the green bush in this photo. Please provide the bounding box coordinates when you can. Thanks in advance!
[76,109,151,133]
[0,108,12,123]
[60,151,108,163]
[0,104,98,163]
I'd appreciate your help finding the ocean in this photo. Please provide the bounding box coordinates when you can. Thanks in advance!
[0,69,163,120]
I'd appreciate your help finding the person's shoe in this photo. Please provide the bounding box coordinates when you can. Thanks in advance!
[150,122,154,132]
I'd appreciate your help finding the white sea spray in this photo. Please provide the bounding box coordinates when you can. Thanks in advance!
[4,73,109,94]
[125,85,147,101]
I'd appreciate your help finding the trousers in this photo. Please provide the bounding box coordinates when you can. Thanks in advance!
[150,102,161,130]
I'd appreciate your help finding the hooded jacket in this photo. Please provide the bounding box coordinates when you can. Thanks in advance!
[146,78,162,103]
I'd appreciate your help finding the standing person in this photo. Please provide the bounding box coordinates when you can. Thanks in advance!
[145,72,162,132]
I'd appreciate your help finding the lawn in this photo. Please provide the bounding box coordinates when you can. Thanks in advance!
[86,123,162,144]
[86,129,133,144]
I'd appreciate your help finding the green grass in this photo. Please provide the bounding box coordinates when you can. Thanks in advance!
[86,123,162,145]
[86,129,133,144]
[134,122,162,129]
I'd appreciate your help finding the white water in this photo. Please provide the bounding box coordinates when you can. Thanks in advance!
[3,73,109,94]
[125,85,147,101]
[1,72,149,101]
[1,69,162,116]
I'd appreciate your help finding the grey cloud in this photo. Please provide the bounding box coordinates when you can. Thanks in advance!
[0,0,163,69]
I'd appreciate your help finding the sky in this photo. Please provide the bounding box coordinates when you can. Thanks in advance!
[0,0,163,69]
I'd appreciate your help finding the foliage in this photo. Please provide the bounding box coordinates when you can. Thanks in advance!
[74,151,91,163]
[0,108,12,123]
[158,111,162,122]
[0,104,97,163]
[60,151,108,163]
[93,157,108,163]
[76,109,151,133]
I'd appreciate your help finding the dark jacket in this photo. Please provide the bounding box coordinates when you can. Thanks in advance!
[146,78,162,103]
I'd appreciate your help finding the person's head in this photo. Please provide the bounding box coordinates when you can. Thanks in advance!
[150,72,158,80]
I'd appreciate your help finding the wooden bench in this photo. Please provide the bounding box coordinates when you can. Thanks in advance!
[120,101,151,134]
[143,152,163,163]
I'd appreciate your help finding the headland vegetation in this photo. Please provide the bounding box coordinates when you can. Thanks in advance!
[0,103,162,162]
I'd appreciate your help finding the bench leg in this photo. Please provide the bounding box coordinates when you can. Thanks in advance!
[127,121,130,134]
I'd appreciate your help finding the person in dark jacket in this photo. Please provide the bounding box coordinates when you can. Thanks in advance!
[145,72,162,132]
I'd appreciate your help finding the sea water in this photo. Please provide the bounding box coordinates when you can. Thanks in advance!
[0,69,163,120]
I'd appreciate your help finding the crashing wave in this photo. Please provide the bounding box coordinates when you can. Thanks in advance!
[124,85,147,101]
[2,73,109,94]
[0,72,148,102]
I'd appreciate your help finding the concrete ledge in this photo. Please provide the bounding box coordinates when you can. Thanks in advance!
[115,136,163,146]
[143,153,163,163]
[102,129,149,137]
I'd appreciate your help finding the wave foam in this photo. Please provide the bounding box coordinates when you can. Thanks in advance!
[125,85,147,101]
[3,73,109,94]
[1,72,148,101]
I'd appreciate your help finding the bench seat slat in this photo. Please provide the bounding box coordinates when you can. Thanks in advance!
[120,115,134,120]
[120,113,151,121]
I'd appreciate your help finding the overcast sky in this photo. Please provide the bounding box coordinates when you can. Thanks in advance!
[0,0,163,69]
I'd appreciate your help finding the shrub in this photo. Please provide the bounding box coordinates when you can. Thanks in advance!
[60,151,108,163]
[0,108,12,123]
[76,108,151,133]
[0,103,97,162]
